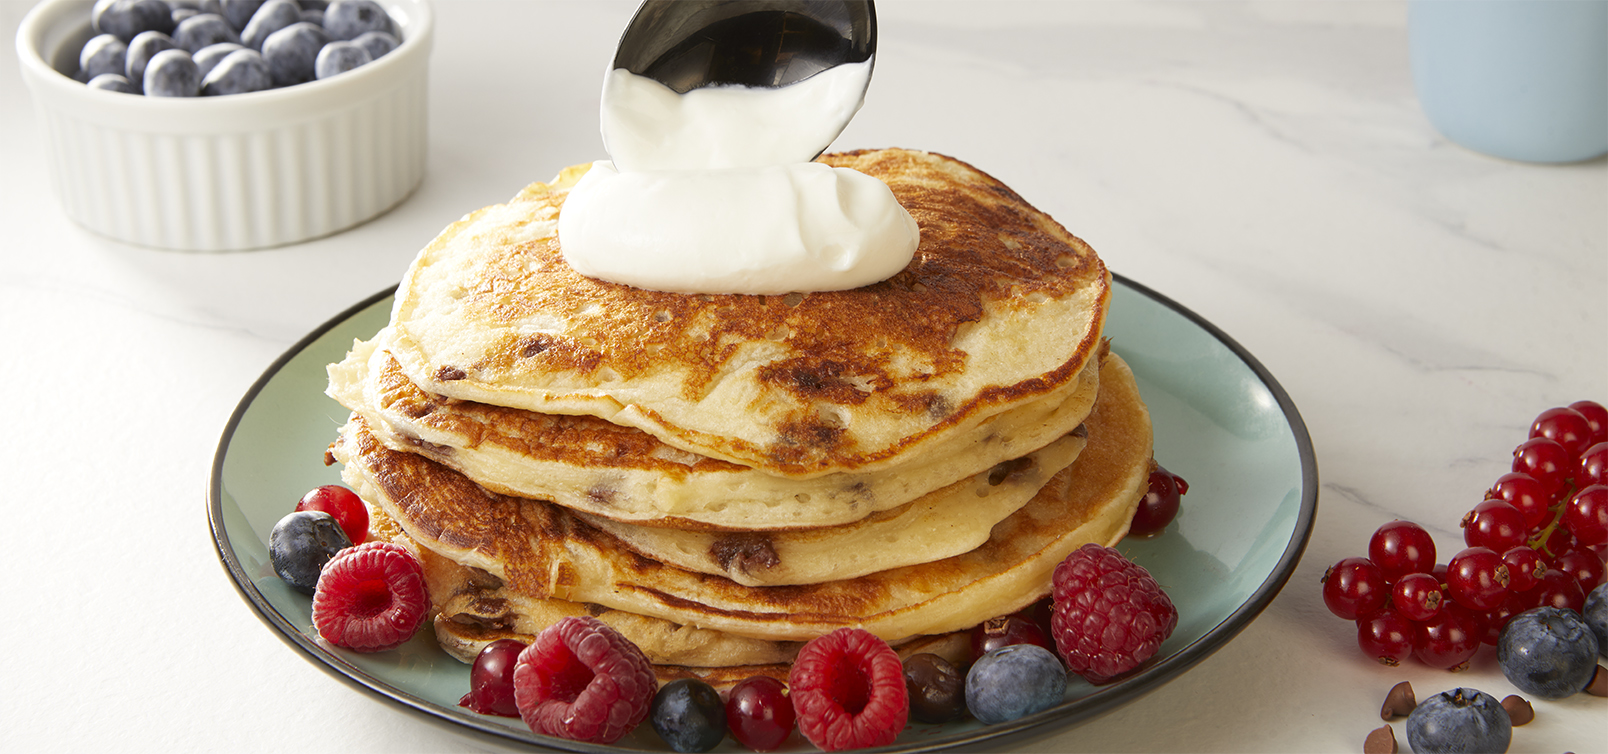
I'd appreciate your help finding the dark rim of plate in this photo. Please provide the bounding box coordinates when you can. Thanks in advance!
[208,273,1319,753]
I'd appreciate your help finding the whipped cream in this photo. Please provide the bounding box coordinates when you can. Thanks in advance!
[558,61,918,295]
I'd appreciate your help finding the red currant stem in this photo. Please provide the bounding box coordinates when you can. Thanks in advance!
[1525,480,1578,557]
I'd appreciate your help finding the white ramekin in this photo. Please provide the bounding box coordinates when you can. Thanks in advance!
[16,0,433,251]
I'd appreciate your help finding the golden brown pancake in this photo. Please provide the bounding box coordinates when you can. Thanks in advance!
[383,149,1111,478]
[330,350,1151,645]
[329,333,1100,532]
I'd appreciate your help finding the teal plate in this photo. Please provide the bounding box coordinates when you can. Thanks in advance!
[210,275,1317,752]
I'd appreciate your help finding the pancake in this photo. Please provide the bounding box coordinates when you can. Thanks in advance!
[383,148,1111,478]
[328,332,1101,532]
[369,500,972,676]
[329,349,1151,644]
[577,430,1084,585]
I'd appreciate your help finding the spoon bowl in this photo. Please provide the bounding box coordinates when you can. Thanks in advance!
[613,0,875,94]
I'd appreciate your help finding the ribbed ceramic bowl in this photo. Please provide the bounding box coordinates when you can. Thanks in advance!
[15,0,433,251]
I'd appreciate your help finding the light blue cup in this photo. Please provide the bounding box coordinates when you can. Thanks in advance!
[1410,0,1608,163]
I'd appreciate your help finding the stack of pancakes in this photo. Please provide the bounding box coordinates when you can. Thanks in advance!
[324,148,1154,687]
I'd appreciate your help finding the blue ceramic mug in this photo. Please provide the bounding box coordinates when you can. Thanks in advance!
[1410,0,1608,163]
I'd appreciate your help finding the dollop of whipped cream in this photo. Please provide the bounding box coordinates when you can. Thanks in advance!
[558,61,919,295]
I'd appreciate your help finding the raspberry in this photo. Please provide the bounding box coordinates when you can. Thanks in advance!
[310,541,429,653]
[788,628,908,751]
[512,616,656,745]
[1050,543,1178,683]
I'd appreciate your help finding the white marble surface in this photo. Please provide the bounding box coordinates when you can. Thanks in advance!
[2,1,1604,751]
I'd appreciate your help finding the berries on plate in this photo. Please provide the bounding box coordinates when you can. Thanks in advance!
[903,652,966,724]
[512,616,656,744]
[459,639,526,717]
[788,627,908,751]
[1051,543,1178,684]
[296,484,369,545]
[310,541,428,652]
[1404,687,1511,754]
[965,644,1067,725]
[1497,607,1600,700]
[969,613,1051,663]
[1127,461,1187,538]
[725,675,795,752]
[269,509,351,595]
[649,678,727,753]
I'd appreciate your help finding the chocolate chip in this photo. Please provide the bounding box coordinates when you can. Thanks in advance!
[1500,695,1534,726]
[1587,665,1607,697]
[1363,724,1396,754]
[1381,681,1416,720]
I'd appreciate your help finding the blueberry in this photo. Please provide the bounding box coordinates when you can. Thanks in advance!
[86,73,138,93]
[1586,583,1608,658]
[240,0,302,49]
[298,0,328,10]
[79,33,129,80]
[322,0,393,41]
[192,41,243,79]
[269,510,352,595]
[170,7,199,25]
[1498,606,1600,699]
[219,0,267,31]
[964,644,1066,725]
[201,48,271,95]
[262,21,329,86]
[1404,688,1511,754]
[351,29,397,60]
[124,30,177,89]
[168,0,222,11]
[649,678,726,753]
[92,0,175,43]
[299,8,324,26]
[174,12,240,52]
[313,40,370,79]
[142,47,199,96]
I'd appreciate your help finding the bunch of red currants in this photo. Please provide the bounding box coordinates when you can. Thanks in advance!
[1323,401,1608,670]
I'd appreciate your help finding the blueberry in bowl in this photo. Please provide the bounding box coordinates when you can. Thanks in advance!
[15,0,433,251]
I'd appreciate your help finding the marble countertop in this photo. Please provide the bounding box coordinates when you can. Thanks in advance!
[2,1,1603,751]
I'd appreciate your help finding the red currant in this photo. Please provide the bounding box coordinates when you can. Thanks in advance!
[1563,484,1608,547]
[1530,406,1595,459]
[969,613,1052,662]
[1413,602,1482,671]
[1580,442,1608,488]
[1460,499,1527,552]
[1528,568,1586,613]
[1487,473,1553,532]
[1478,590,1535,645]
[459,639,527,717]
[1368,520,1437,582]
[725,676,795,752]
[1445,547,1510,611]
[1551,548,1606,594]
[296,484,370,545]
[1500,545,1548,593]
[1512,437,1573,499]
[1569,400,1608,446]
[1356,610,1415,667]
[1128,463,1186,538]
[1391,573,1444,622]
[1322,557,1389,620]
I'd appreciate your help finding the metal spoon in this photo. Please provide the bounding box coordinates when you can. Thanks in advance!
[613,0,876,95]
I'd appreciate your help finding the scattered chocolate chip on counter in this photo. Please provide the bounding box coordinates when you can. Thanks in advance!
[1587,665,1607,697]
[1380,681,1416,720]
[1500,695,1534,726]
[1363,724,1397,754]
